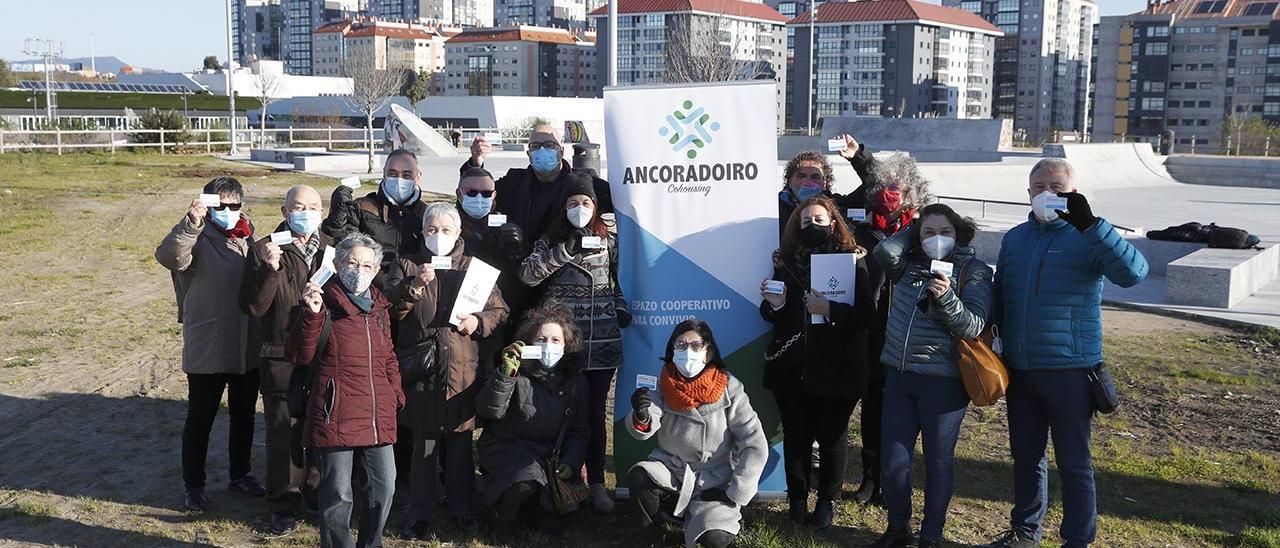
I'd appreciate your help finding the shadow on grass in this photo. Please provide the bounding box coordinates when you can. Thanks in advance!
[0,513,218,547]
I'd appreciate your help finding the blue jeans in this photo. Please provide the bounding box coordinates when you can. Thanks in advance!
[317,445,396,548]
[880,368,969,541]
[1007,368,1096,548]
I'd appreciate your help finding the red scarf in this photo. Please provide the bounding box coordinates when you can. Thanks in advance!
[871,208,913,234]
[215,216,253,239]
[659,363,729,411]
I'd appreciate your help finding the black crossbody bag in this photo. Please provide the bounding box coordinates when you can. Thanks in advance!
[288,311,332,419]
[1088,362,1119,414]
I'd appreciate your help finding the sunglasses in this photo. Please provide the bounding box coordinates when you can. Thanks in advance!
[211,203,243,211]
[463,189,495,198]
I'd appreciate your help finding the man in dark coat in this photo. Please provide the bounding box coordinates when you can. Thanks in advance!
[322,148,428,290]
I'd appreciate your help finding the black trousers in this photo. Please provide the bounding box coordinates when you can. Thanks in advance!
[406,429,476,521]
[182,371,260,490]
[774,392,858,501]
[861,375,887,475]
[584,368,616,484]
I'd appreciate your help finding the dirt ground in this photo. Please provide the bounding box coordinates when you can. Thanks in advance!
[0,153,1277,548]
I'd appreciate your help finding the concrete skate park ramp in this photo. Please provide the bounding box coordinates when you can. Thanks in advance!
[818,117,1013,158]
[383,103,459,158]
[1043,143,1177,188]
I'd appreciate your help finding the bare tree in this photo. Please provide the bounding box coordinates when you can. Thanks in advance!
[254,67,283,149]
[341,48,406,173]
[665,10,771,84]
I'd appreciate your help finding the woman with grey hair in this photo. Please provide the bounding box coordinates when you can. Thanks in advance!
[846,136,933,507]
[289,233,405,548]
[385,202,509,539]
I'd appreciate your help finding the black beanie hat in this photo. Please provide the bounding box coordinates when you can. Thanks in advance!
[565,171,596,202]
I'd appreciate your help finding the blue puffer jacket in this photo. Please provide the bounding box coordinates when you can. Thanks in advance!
[875,228,994,378]
[996,215,1148,370]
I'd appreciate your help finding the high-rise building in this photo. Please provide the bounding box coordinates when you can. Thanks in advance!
[1090,0,1280,151]
[788,0,1001,129]
[944,0,1098,143]
[313,19,458,78]
[588,0,789,129]
[368,0,493,26]
[234,0,286,65]
[438,26,599,97]
[284,0,364,74]
[495,0,594,30]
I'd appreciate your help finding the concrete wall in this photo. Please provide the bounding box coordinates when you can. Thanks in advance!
[1164,155,1280,189]
[815,117,1013,154]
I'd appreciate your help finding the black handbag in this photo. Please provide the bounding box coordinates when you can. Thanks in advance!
[398,333,439,385]
[1087,362,1119,414]
[288,311,331,419]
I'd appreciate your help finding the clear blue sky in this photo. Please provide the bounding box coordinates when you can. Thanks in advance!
[1,0,1153,73]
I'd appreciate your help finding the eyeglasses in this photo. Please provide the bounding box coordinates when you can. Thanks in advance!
[211,202,243,211]
[342,259,379,273]
[463,189,495,198]
[528,141,562,151]
[674,341,706,352]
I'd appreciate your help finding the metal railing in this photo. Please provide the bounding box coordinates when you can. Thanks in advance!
[936,195,1139,235]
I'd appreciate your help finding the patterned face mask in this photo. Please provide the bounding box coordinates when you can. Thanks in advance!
[338,266,375,295]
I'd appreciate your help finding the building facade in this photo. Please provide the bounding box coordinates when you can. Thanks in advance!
[284,0,364,74]
[495,0,601,30]
[438,26,599,97]
[944,0,1097,143]
[1091,0,1280,151]
[234,0,286,66]
[313,19,456,78]
[368,0,493,27]
[786,1,999,129]
[588,0,789,129]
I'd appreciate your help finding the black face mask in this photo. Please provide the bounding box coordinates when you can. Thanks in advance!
[800,224,833,247]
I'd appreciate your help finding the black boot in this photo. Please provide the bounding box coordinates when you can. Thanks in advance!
[496,481,537,526]
[867,527,916,548]
[810,498,834,530]
[788,497,808,526]
[699,529,736,548]
[852,462,883,506]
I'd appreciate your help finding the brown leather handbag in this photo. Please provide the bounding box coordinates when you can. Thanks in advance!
[952,261,1008,407]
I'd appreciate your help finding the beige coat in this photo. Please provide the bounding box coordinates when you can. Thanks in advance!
[155,216,253,375]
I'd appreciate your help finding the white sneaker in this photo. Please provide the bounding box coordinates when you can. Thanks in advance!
[589,483,615,513]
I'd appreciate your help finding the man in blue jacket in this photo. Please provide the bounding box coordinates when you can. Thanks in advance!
[982,158,1148,548]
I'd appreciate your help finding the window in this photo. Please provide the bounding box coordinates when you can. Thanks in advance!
[1267,102,1280,115]
[1199,100,1212,108]
[1193,1,1227,14]
[1145,43,1169,55]
[1142,98,1166,110]
[1146,26,1169,37]
[1244,2,1278,16]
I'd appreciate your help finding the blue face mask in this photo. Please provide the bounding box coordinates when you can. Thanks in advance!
[382,177,418,205]
[793,184,822,202]
[530,147,560,174]
[288,210,322,235]
[460,195,493,219]
[209,208,240,230]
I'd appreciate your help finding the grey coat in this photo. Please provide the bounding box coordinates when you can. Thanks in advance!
[155,216,253,375]
[475,359,589,508]
[625,374,768,548]
[874,228,994,378]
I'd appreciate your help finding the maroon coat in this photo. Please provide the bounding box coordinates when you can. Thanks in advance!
[287,280,404,449]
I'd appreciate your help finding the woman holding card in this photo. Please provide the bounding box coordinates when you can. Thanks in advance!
[384,203,509,539]
[869,203,993,548]
[624,320,768,548]
[758,196,874,529]
[475,307,590,536]
[518,172,630,513]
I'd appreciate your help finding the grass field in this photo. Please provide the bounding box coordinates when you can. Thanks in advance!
[0,151,1277,547]
[0,89,260,112]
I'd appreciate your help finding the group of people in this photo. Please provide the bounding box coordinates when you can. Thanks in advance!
[155,123,1148,548]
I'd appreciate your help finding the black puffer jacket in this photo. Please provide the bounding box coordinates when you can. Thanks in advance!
[759,249,874,401]
[321,186,427,288]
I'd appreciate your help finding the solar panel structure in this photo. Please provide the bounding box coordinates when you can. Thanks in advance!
[18,80,194,94]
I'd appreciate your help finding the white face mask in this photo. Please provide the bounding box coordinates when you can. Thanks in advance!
[672,349,708,378]
[567,205,593,228]
[1031,190,1060,223]
[425,232,457,256]
[922,234,956,260]
[538,342,565,368]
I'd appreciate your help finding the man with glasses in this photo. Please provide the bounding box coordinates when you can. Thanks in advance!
[324,148,428,290]
[463,124,613,245]
[155,176,265,513]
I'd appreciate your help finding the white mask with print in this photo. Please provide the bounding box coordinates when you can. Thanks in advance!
[1031,191,1060,223]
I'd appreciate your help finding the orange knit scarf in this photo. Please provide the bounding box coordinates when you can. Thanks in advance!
[659,363,729,411]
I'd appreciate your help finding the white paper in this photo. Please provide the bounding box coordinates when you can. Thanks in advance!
[431,256,453,270]
[487,213,508,227]
[1044,195,1069,217]
[581,236,604,249]
[847,208,867,222]
[827,139,846,152]
[448,258,501,327]
[636,374,658,390]
[764,280,785,295]
[811,253,856,324]
[483,132,503,145]
[309,265,334,286]
[270,231,293,246]
[930,260,954,277]
[199,194,221,207]
[340,176,362,189]
[521,345,543,360]
[321,246,336,271]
